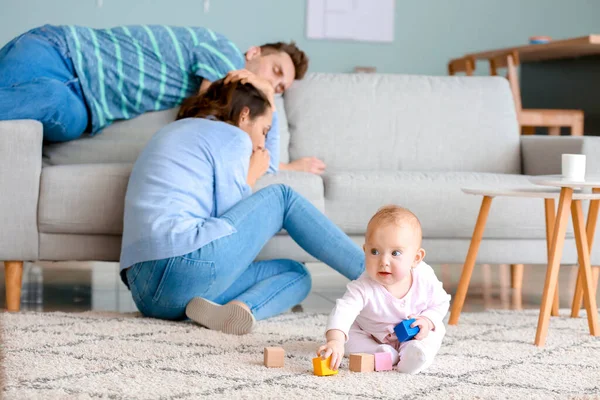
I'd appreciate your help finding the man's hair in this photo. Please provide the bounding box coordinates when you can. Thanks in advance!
[366,205,423,245]
[260,42,309,80]
[176,79,270,125]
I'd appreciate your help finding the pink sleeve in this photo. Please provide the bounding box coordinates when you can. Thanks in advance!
[419,270,451,330]
[325,279,369,341]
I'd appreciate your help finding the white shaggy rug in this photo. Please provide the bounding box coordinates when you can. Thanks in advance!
[1,309,599,399]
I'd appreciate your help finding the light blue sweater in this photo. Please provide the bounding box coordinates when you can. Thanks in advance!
[120,117,254,270]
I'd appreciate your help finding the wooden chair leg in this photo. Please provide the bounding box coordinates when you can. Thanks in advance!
[571,120,584,136]
[510,264,523,289]
[536,188,573,346]
[571,193,600,317]
[449,196,493,325]
[521,126,535,135]
[5,261,24,312]
[548,126,561,136]
[571,200,600,337]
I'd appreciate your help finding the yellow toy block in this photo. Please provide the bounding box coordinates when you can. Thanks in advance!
[312,356,339,376]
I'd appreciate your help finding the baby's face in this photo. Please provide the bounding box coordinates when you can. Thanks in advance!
[363,222,422,288]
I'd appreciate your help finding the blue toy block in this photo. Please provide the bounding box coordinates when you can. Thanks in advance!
[394,319,420,342]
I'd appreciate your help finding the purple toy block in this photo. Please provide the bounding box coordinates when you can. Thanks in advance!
[374,352,393,371]
[394,318,420,342]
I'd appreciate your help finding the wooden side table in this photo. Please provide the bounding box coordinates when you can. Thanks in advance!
[529,175,600,346]
[448,184,600,346]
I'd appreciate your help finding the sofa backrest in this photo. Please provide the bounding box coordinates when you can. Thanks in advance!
[284,73,521,173]
[43,97,291,166]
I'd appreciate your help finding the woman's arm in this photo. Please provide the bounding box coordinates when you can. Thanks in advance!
[263,111,280,174]
[215,138,253,216]
[247,148,270,188]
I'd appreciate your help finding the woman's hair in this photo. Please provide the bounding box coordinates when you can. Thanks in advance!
[176,79,271,125]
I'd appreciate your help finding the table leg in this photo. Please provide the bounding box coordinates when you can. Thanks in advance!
[571,189,600,318]
[535,188,573,346]
[570,200,600,337]
[449,196,493,325]
[545,198,560,316]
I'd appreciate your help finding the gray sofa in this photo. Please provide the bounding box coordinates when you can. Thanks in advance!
[2,73,600,311]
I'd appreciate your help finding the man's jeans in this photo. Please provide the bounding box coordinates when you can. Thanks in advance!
[126,184,365,321]
[0,25,88,142]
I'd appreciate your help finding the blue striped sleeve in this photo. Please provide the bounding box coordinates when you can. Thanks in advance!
[191,36,245,82]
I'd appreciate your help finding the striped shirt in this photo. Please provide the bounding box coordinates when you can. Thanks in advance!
[61,25,244,134]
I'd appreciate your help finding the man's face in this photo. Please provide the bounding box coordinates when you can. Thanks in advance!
[245,47,295,94]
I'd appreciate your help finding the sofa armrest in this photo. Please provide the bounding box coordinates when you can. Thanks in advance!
[0,120,42,260]
[521,136,600,175]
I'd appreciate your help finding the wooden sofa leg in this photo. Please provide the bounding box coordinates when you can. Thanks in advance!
[510,264,524,289]
[5,261,24,312]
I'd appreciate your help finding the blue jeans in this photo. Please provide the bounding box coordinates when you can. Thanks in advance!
[0,26,88,142]
[126,184,365,321]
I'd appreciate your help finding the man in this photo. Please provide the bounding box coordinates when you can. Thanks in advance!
[0,24,326,174]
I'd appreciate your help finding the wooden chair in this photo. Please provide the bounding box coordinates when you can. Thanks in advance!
[448,57,475,76]
[489,50,584,136]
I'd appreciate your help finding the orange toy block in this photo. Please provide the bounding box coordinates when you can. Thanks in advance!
[264,347,285,368]
[349,353,375,372]
[312,356,339,376]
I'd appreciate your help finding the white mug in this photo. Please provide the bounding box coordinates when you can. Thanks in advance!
[562,154,586,181]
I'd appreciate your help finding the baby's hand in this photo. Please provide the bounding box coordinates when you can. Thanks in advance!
[408,315,433,340]
[316,339,345,370]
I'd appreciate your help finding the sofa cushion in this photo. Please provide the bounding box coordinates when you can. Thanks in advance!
[255,171,325,213]
[285,73,521,173]
[43,96,291,166]
[38,166,324,235]
[323,171,565,239]
[38,164,132,235]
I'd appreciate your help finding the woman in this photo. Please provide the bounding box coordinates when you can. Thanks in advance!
[120,72,364,335]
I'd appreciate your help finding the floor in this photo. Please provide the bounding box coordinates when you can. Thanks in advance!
[1,261,598,314]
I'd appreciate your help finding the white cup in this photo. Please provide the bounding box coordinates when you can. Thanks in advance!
[562,154,586,181]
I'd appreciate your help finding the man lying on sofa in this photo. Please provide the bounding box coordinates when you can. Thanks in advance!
[0,24,326,175]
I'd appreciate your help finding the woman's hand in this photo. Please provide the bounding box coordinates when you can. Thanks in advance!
[224,69,276,110]
[316,339,345,371]
[247,147,270,187]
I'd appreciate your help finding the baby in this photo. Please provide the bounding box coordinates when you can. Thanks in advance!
[317,205,451,374]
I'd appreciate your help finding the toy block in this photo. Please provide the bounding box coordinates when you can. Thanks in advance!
[349,353,374,372]
[264,347,285,368]
[374,352,393,371]
[312,356,338,376]
[394,318,420,342]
